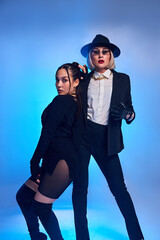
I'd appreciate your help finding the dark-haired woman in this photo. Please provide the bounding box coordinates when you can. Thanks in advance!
[16,62,85,240]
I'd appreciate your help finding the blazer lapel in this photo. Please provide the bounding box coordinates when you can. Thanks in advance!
[110,70,121,108]
[82,71,94,123]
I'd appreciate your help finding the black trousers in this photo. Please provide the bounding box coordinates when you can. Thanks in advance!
[72,120,144,240]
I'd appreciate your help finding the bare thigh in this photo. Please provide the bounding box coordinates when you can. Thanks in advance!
[25,179,39,192]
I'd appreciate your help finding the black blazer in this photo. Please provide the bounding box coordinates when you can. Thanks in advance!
[81,69,135,156]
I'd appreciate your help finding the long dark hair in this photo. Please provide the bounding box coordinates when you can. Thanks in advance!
[56,62,84,118]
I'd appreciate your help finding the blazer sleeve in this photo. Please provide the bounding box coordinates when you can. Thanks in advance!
[125,76,135,124]
[30,95,69,165]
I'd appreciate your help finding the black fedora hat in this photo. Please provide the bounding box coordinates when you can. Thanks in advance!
[81,34,120,58]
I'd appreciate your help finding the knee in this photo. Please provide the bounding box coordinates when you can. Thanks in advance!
[16,184,35,205]
[16,186,24,204]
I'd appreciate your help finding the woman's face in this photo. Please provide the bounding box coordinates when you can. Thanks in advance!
[90,46,111,73]
[56,68,79,95]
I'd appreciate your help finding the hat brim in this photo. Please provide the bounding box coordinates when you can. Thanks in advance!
[81,42,120,58]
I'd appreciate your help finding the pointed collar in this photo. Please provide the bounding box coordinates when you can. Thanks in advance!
[93,69,112,80]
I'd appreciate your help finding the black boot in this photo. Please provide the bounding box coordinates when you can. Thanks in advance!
[33,200,64,240]
[16,184,47,240]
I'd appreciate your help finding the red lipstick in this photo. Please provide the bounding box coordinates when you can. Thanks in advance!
[98,60,104,63]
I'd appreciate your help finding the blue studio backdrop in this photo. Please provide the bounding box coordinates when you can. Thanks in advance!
[0,1,160,240]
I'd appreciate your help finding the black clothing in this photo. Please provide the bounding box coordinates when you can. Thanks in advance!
[33,200,64,240]
[73,120,144,240]
[17,94,84,239]
[16,184,47,240]
[38,160,72,199]
[30,94,80,180]
[33,160,72,240]
[81,70,135,156]
[72,70,144,240]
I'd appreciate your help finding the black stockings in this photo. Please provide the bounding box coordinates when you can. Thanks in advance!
[39,160,72,199]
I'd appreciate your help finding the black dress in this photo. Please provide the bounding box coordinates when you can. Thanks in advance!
[30,94,80,181]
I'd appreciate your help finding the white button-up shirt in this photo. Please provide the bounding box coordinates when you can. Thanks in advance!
[87,69,113,125]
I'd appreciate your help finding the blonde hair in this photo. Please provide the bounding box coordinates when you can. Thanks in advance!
[87,49,116,70]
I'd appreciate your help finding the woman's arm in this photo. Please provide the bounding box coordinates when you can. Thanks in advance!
[124,76,135,124]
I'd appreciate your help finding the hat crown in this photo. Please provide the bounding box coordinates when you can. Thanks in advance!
[92,34,110,44]
[81,34,120,58]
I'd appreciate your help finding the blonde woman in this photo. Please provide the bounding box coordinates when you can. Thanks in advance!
[72,35,144,240]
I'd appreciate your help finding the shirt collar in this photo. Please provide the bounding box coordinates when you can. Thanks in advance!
[93,69,111,80]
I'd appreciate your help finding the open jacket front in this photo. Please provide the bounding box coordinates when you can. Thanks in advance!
[81,69,135,156]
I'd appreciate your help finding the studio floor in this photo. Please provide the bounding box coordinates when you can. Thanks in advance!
[0,195,157,240]
[0,207,130,240]
[0,166,159,240]
[0,160,159,240]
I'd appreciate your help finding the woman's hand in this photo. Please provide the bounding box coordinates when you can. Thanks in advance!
[110,102,133,121]
[30,160,41,179]
[78,64,87,73]
[78,64,88,82]
[36,173,41,184]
